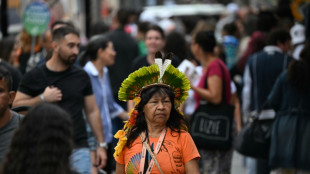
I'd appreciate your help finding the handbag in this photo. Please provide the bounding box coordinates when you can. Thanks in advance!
[234,111,273,159]
[234,54,283,159]
[190,62,234,150]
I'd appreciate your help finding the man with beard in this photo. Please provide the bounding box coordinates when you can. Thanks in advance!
[13,27,107,174]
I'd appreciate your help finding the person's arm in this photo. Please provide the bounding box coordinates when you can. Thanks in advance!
[185,159,200,174]
[90,151,98,174]
[231,93,242,132]
[13,86,62,107]
[84,94,107,168]
[242,65,252,117]
[191,75,223,104]
[118,111,129,121]
[105,70,129,120]
[115,162,125,174]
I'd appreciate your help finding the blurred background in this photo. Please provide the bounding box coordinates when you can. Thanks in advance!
[0,0,301,40]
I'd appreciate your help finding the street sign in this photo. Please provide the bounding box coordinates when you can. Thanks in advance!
[22,1,50,36]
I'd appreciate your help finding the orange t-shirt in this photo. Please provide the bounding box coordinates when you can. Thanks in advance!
[115,128,200,173]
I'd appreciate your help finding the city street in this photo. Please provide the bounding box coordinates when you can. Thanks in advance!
[1,1,309,173]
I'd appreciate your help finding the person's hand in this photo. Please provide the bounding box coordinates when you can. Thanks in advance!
[91,165,98,174]
[237,122,242,133]
[42,86,62,102]
[119,111,129,121]
[96,147,107,169]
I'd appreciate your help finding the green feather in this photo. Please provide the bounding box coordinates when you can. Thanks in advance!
[118,63,190,104]
[118,64,159,101]
[162,65,190,104]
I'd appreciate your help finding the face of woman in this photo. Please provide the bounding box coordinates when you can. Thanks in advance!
[99,41,116,66]
[9,43,19,64]
[143,92,172,126]
[145,30,165,54]
[190,40,199,58]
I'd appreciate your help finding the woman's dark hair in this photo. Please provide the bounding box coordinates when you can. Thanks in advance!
[126,86,187,147]
[90,21,110,37]
[288,39,310,92]
[164,31,188,61]
[256,10,277,32]
[194,31,216,53]
[138,21,151,34]
[146,25,165,40]
[243,14,257,37]
[117,8,130,28]
[0,36,16,62]
[0,65,12,91]
[79,35,110,66]
[0,103,73,174]
[223,22,238,36]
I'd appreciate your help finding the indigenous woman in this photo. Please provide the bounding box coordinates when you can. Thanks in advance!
[114,52,200,174]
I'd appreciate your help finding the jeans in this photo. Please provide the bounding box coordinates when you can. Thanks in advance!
[70,148,91,174]
[246,157,271,174]
[246,157,257,174]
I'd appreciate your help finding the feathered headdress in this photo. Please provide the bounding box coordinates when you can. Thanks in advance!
[114,52,190,158]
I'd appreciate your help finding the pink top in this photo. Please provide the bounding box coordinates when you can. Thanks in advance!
[194,58,231,108]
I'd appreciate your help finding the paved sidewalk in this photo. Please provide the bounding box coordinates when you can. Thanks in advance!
[232,151,246,174]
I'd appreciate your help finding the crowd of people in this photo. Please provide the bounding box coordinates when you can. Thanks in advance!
[0,2,309,174]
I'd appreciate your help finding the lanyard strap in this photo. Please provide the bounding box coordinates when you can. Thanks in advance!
[139,128,167,174]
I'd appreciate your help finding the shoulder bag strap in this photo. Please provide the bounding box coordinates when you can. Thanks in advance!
[254,54,288,119]
[204,60,227,104]
[252,53,281,120]
[139,134,164,174]
[143,141,164,174]
[251,55,267,119]
[252,54,259,111]
[217,61,228,104]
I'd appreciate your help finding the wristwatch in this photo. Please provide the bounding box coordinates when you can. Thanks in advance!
[98,142,108,149]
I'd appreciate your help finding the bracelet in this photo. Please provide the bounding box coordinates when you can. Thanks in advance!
[40,94,45,101]
[98,142,108,149]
